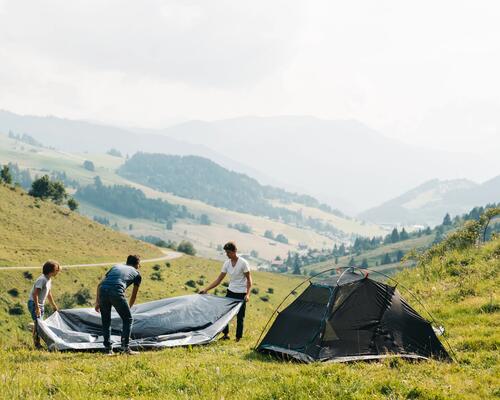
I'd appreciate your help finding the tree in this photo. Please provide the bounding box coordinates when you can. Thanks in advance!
[264,230,274,239]
[395,250,404,262]
[106,148,122,157]
[442,213,452,226]
[67,197,79,211]
[338,243,346,256]
[166,221,173,230]
[360,258,368,268]
[348,257,355,267]
[275,233,289,244]
[292,254,301,275]
[400,227,409,240]
[177,240,196,256]
[381,253,392,265]
[29,175,53,200]
[390,228,400,243]
[83,160,95,171]
[1,165,12,184]
[199,214,211,225]
[50,181,67,204]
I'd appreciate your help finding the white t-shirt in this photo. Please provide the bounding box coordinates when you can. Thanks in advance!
[221,257,250,293]
[29,274,52,306]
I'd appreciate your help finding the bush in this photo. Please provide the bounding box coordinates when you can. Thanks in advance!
[177,241,196,256]
[251,288,260,295]
[185,280,197,288]
[7,288,19,297]
[267,288,274,294]
[23,271,33,280]
[59,292,76,309]
[8,303,24,315]
[165,262,171,268]
[150,271,163,281]
[196,279,205,286]
[222,282,229,288]
[259,295,270,302]
[74,288,92,306]
[83,160,95,171]
[153,264,161,271]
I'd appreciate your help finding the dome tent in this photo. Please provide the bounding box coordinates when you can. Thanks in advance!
[256,269,451,363]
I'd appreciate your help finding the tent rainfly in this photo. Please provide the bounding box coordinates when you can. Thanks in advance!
[38,294,243,351]
[256,270,451,363]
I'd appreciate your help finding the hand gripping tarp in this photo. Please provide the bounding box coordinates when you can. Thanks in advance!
[37,294,243,351]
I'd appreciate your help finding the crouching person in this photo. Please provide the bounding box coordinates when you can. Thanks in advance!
[200,242,252,342]
[95,255,142,355]
[27,260,61,349]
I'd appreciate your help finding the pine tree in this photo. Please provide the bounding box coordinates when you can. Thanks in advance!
[442,213,452,226]
[1,165,12,184]
[348,257,355,267]
[67,197,79,211]
[292,253,301,275]
[400,227,409,240]
[361,258,368,268]
[381,253,391,265]
[390,228,400,243]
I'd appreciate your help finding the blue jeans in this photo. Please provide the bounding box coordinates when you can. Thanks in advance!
[27,300,44,321]
[99,287,133,350]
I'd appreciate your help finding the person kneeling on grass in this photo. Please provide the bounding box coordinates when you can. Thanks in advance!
[27,260,61,349]
[199,241,252,342]
[95,255,142,355]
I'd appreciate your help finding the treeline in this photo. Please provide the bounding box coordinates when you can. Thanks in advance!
[118,153,345,231]
[76,176,192,223]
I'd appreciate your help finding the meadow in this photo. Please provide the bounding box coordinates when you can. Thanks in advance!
[0,237,498,399]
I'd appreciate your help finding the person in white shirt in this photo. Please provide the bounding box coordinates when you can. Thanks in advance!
[200,241,252,341]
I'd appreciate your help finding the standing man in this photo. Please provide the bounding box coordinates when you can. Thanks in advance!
[200,242,252,342]
[95,255,142,355]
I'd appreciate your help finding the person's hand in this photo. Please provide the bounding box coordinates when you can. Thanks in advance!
[35,306,41,318]
[199,289,207,295]
[94,303,100,313]
[244,294,250,302]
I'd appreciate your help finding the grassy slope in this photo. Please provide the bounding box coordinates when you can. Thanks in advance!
[0,184,162,267]
[0,236,498,399]
[301,235,435,276]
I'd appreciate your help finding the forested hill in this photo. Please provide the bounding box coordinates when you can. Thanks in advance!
[118,153,343,219]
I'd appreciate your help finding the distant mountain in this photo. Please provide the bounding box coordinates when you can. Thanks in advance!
[0,110,276,191]
[358,176,500,226]
[158,116,499,212]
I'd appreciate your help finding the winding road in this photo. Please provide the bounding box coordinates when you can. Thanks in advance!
[0,250,184,271]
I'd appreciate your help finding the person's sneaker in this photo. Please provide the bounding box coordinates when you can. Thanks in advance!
[235,337,242,342]
[221,335,230,340]
[121,347,139,355]
[34,342,43,350]
[105,348,114,356]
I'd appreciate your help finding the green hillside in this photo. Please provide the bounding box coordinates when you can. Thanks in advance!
[0,215,498,398]
[0,184,162,267]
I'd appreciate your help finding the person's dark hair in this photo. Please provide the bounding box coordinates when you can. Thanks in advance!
[223,242,237,252]
[42,260,60,275]
[126,255,141,267]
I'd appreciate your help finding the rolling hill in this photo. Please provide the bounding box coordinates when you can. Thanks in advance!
[0,132,385,263]
[359,177,500,226]
[0,183,163,267]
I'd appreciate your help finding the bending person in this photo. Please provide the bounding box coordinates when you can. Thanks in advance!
[95,255,142,355]
[200,242,252,342]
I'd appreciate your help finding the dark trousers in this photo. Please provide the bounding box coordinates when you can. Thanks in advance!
[99,287,133,349]
[223,290,246,339]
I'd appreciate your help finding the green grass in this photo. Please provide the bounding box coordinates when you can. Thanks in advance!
[0,184,162,267]
[0,236,498,399]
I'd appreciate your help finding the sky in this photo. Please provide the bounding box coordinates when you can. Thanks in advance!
[1,0,499,154]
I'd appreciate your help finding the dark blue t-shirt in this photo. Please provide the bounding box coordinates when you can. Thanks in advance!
[100,264,142,294]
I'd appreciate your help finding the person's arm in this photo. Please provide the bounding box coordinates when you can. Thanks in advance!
[199,272,226,294]
[129,284,140,308]
[47,291,58,312]
[244,271,252,302]
[95,282,101,313]
[33,288,41,317]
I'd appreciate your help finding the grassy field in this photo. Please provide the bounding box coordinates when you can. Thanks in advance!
[0,184,162,267]
[0,233,498,399]
[301,234,435,276]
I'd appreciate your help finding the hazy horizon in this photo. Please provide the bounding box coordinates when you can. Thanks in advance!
[1,0,500,156]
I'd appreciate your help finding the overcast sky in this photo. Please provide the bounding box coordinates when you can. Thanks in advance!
[1,0,499,154]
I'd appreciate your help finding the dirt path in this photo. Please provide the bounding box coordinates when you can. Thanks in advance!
[0,250,184,271]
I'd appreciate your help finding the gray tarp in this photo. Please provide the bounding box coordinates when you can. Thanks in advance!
[38,294,243,351]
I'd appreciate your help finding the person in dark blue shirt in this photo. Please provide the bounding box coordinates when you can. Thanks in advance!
[95,255,142,355]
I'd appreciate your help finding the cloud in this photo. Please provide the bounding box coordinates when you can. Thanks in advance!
[0,0,304,87]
